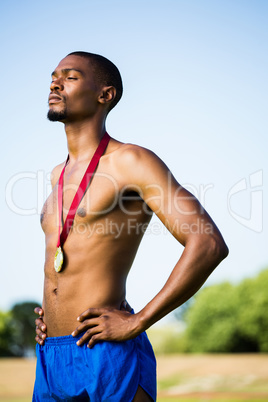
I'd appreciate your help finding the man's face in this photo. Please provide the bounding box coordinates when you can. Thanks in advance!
[48,55,100,122]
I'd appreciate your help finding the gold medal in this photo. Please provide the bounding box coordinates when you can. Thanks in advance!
[54,246,64,272]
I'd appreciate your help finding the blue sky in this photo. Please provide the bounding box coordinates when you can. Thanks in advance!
[0,0,267,317]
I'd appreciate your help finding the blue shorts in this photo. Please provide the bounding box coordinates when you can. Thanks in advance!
[33,330,156,401]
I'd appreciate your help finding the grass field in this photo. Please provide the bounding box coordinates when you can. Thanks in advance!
[1,354,268,401]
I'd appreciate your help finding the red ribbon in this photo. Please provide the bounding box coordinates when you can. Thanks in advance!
[56,132,110,248]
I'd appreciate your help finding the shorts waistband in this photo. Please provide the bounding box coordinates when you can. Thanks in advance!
[44,332,86,346]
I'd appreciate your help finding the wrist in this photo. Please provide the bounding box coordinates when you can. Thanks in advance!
[135,309,152,333]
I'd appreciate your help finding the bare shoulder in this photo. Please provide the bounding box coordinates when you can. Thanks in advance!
[50,161,65,189]
[110,142,171,185]
[114,142,157,161]
[111,142,168,171]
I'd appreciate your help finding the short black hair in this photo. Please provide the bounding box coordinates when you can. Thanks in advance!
[67,51,123,112]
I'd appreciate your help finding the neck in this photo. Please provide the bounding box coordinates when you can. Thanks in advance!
[64,118,107,162]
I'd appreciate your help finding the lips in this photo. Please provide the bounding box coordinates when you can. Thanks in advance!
[48,94,63,104]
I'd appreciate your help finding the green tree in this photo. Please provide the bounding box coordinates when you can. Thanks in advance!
[183,269,268,353]
[237,269,268,352]
[0,311,14,356]
[184,282,243,352]
[10,301,41,356]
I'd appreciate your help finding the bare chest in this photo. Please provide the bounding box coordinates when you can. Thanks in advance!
[40,166,146,235]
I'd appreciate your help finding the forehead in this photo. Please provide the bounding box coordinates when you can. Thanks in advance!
[53,55,93,76]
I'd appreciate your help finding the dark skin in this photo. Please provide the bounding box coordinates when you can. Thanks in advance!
[35,54,228,401]
[34,299,133,345]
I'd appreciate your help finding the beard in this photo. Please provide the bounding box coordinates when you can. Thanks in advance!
[47,107,68,122]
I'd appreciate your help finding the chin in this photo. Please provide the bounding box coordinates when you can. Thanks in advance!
[47,108,67,122]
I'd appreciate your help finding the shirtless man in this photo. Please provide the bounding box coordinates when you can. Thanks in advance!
[33,51,228,401]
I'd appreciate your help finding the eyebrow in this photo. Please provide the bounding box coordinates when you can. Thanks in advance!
[51,68,84,77]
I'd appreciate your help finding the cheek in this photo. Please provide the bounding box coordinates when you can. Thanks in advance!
[67,89,97,112]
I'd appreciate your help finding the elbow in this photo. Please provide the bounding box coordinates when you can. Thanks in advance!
[209,235,229,266]
[221,241,229,260]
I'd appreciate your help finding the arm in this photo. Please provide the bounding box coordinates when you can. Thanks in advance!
[73,146,228,347]
[132,148,229,328]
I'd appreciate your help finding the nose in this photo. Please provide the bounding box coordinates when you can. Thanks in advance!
[50,77,64,92]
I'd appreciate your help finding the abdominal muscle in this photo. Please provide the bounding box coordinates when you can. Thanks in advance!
[42,237,131,337]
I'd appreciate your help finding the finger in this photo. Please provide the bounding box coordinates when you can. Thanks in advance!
[35,335,44,346]
[36,327,47,340]
[35,318,46,332]
[75,327,101,346]
[72,318,100,337]
[77,308,107,322]
[88,333,105,348]
[34,307,44,316]
[35,318,42,327]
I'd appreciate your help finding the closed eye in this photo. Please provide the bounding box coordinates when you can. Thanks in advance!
[67,77,78,80]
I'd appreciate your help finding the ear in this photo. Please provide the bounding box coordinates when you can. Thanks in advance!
[98,86,116,108]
